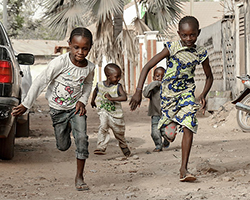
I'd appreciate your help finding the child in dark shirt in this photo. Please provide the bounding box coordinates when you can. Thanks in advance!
[143,67,170,152]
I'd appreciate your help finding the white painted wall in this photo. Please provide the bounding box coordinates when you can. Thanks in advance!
[124,3,141,25]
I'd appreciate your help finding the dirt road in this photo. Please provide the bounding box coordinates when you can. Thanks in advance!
[1,94,250,200]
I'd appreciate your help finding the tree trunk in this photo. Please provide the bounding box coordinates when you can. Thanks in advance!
[113,1,125,90]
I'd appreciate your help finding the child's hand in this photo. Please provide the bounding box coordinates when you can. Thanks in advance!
[75,101,86,116]
[91,101,96,108]
[199,94,207,115]
[129,91,142,111]
[11,104,27,117]
[104,93,112,101]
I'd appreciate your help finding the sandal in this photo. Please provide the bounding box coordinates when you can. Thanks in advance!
[180,172,196,182]
[153,148,162,152]
[75,182,89,191]
[121,147,131,157]
[94,149,106,155]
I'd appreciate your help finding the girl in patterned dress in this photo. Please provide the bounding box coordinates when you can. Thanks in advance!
[130,16,213,182]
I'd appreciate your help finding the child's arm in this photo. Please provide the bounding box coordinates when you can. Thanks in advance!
[143,81,161,98]
[199,57,214,114]
[91,87,98,108]
[130,47,169,110]
[105,84,127,102]
[11,104,27,117]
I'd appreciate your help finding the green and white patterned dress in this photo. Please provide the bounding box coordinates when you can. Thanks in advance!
[158,41,208,133]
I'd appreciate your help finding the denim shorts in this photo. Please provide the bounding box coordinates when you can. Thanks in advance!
[49,107,89,159]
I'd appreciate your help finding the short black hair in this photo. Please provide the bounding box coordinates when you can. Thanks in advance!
[179,16,199,30]
[104,63,121,76]
[69,27,93,45]
[154,66,165,75]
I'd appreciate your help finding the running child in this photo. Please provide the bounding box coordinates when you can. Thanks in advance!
[91,63,131,157]
[143,66,170,152]
[130,16,213,182]
[12,27,95,191]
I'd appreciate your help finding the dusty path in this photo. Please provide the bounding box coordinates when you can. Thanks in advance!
[1,94,250,200]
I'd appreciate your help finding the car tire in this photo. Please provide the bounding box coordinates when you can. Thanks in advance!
[0,122,16,160]
[16,114,30,137]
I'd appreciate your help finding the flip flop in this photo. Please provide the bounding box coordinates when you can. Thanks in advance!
[121,147,131,157]
[94,149,106,155]
[180,173,196,182]
[75,182,89,191]
[153,148,162,152]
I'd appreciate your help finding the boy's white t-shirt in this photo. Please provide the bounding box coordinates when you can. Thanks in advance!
[22,52,95,110]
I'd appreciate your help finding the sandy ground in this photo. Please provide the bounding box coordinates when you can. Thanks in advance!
[1,93,250,200]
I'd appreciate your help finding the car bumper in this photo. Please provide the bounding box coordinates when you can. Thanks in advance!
[0,97,19,138]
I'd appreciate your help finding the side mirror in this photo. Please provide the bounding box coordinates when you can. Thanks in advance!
[17,53,35,65]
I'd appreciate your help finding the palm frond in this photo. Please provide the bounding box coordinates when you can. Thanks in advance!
[43,0,91,39]
[141,0,183,32]
[115,29,138,66]
[89,19,115,65]
[87,0,124,22]
[132,17,151,35]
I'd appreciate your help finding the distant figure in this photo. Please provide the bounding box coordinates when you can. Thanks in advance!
[91,63,131,157]
[12,27,95,191]
[143,66,170,152]
[130,16,213,182]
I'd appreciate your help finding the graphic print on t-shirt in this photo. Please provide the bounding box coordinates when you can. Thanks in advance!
[54,83,75,106]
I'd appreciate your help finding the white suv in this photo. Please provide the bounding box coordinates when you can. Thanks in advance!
[0,22,34,160]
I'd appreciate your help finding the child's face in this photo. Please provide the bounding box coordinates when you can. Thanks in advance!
[177,22,200,48]
[107,69,121,85]
[153,69,164,81]
[68,36,92,64]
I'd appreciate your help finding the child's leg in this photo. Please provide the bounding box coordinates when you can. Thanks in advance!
[49,107,72,151]
[110,116,131,157]
[75,159,88,190]
[70,112,89,190]
[179,127,196,182]
[160,126,170,148]
[96,112,110,151]
[151,116,163,151]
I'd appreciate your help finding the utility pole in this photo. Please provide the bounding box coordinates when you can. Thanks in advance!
[3,0,8,31]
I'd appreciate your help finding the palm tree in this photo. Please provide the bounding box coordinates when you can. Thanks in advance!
[139,0,182,33]
[42,0,182,85]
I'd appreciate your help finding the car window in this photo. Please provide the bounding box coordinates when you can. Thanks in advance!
[0,46,10,61]
[0,27,8,46]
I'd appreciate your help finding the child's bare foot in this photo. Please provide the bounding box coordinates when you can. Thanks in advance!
[75,177,89,191]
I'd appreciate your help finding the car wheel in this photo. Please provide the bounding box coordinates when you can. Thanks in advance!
[16,114,30,137]
[0,122,16,160]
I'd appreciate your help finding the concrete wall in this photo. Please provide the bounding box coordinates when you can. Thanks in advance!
[196,21,224,95]
[195,20,234,111]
